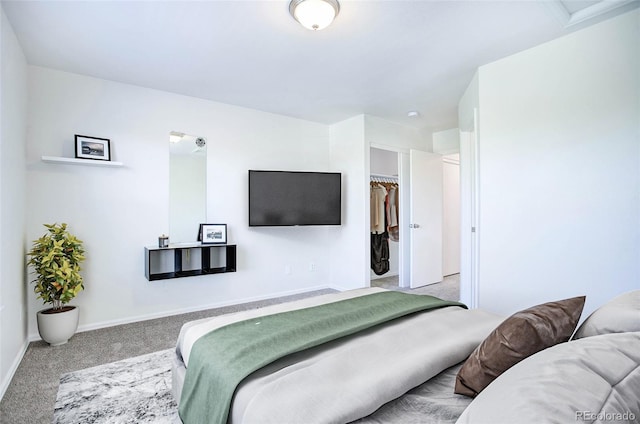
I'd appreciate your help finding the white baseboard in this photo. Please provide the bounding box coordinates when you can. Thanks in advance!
[28,285,344,341]
[0,339,29,401]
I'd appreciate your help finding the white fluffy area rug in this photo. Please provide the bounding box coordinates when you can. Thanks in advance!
[53,349,180,424]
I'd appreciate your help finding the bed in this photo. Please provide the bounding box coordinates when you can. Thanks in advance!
[172,287,640,424]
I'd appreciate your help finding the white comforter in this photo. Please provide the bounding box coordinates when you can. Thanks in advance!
[175,288,503,424]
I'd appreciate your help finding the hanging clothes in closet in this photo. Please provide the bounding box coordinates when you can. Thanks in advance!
[387,184,399,242]
[370,176,399,275]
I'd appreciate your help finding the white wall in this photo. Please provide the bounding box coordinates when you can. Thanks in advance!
[365,115,428,151]
[458,72,479,132]
[26,67,336,338]
[326,115,429,290]
[0,6,28,398]
[433,129,460,154]
[432,127,463,278]
[475,10,640,318]
[328,115,368,290]
[370,147,398,178]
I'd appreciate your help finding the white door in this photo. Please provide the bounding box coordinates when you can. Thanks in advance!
[459,121,479,308]
[409,149,443,288]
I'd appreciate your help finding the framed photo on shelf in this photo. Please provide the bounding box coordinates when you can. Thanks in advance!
[75,134,111,161]
[198,224,227,244]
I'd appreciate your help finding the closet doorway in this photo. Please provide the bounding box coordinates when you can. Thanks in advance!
[369,147,409,289]
[369,146,462,294]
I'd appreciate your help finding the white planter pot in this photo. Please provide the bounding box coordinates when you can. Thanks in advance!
[36,306,79,346]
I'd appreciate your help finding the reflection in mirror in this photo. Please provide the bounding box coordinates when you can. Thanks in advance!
[169,131,207,243]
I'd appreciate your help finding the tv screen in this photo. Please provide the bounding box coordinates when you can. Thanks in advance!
[249,170,342,226]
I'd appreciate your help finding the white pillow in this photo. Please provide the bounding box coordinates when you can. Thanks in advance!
[573,290,640,339]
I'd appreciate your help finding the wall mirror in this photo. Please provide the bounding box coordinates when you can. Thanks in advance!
[169,131,207,243]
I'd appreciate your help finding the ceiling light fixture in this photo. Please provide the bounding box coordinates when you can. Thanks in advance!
[407,111,420,118]
[289,0,340,31]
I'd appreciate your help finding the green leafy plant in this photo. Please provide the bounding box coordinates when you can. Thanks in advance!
[27,223,85,311]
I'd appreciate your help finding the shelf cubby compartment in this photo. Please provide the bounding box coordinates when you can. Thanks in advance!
[144,243,236,281]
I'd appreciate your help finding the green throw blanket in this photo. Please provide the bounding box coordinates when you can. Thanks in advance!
[178,291,466,424]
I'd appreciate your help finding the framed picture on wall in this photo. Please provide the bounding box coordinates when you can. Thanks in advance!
[199,224,227,244]
[75,134,111,161]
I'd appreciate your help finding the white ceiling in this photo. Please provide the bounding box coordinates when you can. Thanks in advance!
[2,0,637,131]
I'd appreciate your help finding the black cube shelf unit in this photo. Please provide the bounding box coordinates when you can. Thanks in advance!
[145,243,236,281]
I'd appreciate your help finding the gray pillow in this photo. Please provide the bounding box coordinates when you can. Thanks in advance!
[573,290,640,339]
[455,332,640,424]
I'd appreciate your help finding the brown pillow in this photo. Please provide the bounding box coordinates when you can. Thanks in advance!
[454,296,585,398]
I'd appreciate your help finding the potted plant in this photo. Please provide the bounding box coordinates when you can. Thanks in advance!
[27,223,85,346]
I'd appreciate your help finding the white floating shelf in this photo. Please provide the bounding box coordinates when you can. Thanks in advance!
[41,156,124,167]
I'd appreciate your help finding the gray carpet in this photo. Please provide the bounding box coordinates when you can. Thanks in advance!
[0,289,335,424]
[1,278,459,424]
[372,273,460,301]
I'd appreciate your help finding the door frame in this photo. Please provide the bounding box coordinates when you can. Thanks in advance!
[369,129,479,303]
[368,144,410,288]
[459,108,480,308]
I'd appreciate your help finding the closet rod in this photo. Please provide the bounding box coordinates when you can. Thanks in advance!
[370,173,398,183]
[370,173,398,179]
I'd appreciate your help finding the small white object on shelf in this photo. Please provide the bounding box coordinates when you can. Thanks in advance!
[41,156,123,167]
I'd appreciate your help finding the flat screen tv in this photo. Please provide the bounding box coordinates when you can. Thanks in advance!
[249,170,342,227]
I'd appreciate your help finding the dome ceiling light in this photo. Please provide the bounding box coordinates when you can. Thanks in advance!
[289,0,340,31]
